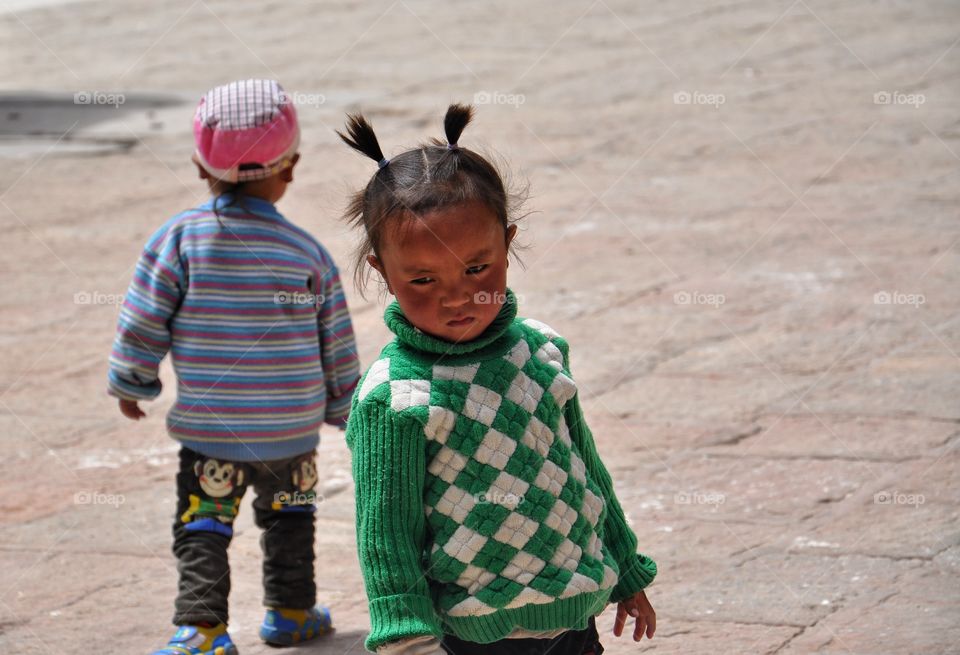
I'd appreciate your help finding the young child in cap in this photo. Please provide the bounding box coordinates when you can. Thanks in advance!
[108,78,360,655]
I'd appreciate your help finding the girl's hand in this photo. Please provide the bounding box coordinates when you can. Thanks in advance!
[613,590,656,642]
[118,399,145,420]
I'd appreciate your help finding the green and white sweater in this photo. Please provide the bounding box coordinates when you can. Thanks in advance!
[346,290,656,650]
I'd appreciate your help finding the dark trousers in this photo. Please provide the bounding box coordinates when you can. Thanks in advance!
[172,447,320,625]
[441,618,604,655]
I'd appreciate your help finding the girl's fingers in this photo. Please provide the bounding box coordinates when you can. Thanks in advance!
[613,605,627,636]
[647,612,657,638]
[633,616,646,642]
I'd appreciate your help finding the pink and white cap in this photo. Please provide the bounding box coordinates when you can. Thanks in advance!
[193,79,300,183]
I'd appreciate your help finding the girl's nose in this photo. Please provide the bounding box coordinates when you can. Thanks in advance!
[441,288,471,308]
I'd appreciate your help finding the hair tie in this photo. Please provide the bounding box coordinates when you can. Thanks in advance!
[377,157,390,169]
[447,143,459,150]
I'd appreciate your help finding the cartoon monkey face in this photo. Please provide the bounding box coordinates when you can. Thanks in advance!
[292,458,318,492]
[194,458,244,498]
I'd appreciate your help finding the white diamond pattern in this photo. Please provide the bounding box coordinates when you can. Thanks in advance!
[368,325,623,617]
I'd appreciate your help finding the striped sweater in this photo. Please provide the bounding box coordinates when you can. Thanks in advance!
[108,193,360,461]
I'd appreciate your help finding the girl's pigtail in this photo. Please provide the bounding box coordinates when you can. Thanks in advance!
[443,103,473,149]
[337,114,389,169]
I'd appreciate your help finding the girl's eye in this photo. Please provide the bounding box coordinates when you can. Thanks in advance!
[466,264,488,275]
[410,277,433,285]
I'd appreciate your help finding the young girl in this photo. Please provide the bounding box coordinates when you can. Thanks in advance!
[340,105,657,655]
[108,79,360,655]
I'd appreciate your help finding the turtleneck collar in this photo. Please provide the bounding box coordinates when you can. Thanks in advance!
[385,288,519,358]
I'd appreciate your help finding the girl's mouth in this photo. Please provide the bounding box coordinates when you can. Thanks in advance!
[446,316,475,327]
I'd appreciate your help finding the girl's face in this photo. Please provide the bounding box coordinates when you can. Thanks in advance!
[370,200,517,344]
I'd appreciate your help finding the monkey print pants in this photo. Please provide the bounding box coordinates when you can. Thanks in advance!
[172,446,320,626]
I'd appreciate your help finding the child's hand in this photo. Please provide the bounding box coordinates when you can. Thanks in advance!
[613,590,656,642]
[118,399,146,420]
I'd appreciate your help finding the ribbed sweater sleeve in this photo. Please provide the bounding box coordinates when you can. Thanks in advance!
[553,332,657,602]
[317,267,360,428]
[564,392,657,601]
[107,243,184,402]
[347,400,444,651]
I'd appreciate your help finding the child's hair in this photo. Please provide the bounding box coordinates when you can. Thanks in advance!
[338,103,527,292]
[208,163,268,223]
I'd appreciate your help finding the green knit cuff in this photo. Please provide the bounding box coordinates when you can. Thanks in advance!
[366,593,443,652]
[609,554,658,603]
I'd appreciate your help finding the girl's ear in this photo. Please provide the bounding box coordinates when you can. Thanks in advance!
[505,224,518,267]
[367,255,394,294]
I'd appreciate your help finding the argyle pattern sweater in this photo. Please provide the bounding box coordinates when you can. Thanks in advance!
[108,194,360,461]
[346,290,656,650]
